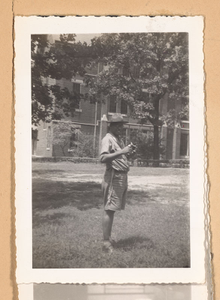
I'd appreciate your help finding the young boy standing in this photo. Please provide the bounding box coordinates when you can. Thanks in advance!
[100,113,135,253]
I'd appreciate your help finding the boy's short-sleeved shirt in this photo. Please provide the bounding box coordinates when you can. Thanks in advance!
[100,133,129,172]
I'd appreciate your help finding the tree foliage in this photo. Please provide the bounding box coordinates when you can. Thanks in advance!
[75,134,99,158]
[32,33,189,160]
[52,122,72,156]
[52,122,98,158]
[31,34,91,125]
[130,130,165,160]
[86,33,189,159]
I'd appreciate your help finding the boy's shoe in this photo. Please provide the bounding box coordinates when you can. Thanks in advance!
[102,241,114,254]
[109,237,116,246]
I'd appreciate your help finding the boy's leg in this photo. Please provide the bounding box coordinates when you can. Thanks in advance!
[102,210,115,241]
[102,210,115,253]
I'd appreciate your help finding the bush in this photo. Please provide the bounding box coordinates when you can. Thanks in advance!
[52,122,99,158]
[130,130,165,160]
[72,134,99,158]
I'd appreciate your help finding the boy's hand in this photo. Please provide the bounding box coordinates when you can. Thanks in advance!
[121,145,133,155]
[126,143,137,157]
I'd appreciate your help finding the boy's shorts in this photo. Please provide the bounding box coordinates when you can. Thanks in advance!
[102,169,128,211]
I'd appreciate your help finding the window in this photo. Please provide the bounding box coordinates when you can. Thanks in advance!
[32,129,38,140]
[180,133,189,157]
[73,82,80,94]
[46,126,51,150]
[167,128,174,159]
[109,96,128,115]
[121,99,128,115]
[109,95,117,113]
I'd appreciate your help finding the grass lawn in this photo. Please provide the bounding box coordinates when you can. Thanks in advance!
[32,162,190,268]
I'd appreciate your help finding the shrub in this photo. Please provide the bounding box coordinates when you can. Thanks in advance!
[130,130,165,160]
[52,122,99,158]
[73,134,99,158]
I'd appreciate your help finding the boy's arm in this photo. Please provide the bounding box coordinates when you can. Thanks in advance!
[100,146,132,163]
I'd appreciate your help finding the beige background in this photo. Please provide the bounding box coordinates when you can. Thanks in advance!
[1,0,219,299]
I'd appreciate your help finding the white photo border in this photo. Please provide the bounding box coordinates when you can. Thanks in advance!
[15,16,206,284]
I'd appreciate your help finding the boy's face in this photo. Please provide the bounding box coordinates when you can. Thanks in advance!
[110,122,124,138]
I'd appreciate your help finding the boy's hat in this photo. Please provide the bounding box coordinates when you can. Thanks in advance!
[107,113,128,123]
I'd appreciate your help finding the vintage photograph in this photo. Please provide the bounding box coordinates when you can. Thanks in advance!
[15,16,205,284]
[31,31,190,269]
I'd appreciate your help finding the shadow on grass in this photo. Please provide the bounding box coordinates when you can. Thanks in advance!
[127,190,154,205]
[33,169,65,175]
[33,180,153,212]
[33,212,67,227]
[115,236,154,252]
[33,180,103,211]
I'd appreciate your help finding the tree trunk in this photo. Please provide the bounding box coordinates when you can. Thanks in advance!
[153,97,160,166]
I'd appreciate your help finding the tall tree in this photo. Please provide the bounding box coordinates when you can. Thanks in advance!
[86,33,189,160]
[31,34,91,125]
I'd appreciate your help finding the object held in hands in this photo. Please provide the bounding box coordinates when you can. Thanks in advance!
[128,142,137,151]
[127,142,137,156]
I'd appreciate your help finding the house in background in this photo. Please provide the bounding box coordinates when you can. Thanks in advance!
[32,96,189,160]
[32,74,189,160]
[32,35,189,160]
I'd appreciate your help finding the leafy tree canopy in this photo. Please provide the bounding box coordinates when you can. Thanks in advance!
[31,34,92,125]
[32,33,189,160]
[86,32,189,125]
[86,32,189,159]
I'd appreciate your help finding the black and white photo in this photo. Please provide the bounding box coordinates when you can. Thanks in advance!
[15,16,205,284]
